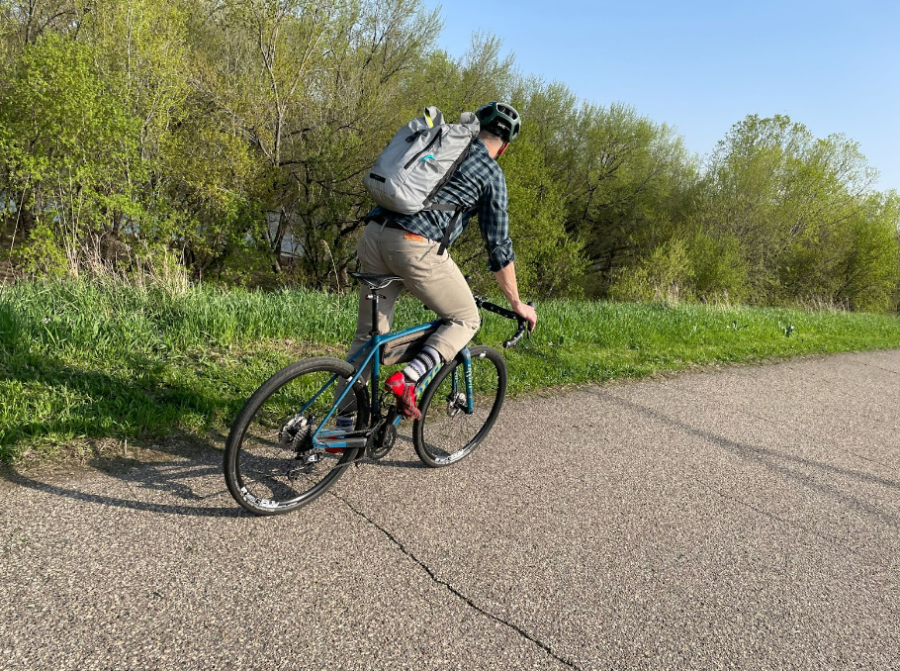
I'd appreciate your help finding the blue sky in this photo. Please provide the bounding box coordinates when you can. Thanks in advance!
[423,0,899,191]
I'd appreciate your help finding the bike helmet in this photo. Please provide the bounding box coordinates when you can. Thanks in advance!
[475,101,521,142]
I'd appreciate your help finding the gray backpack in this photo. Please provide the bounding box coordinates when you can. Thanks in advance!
[364,107,480,217]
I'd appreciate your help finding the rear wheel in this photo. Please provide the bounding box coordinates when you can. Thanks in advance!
[413,345,507,468]
[223,357,368,515]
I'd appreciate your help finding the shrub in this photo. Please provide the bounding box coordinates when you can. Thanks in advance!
[609,239,694,303]
[687,231,749,304]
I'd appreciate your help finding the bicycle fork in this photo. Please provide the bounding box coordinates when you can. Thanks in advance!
[413,347,475,416]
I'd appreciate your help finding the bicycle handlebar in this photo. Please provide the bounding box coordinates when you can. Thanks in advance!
[504,320,528,349]
[474,297,535,349]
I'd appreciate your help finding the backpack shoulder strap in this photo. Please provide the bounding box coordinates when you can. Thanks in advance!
[422,118,480,255]
[437,210,463,256]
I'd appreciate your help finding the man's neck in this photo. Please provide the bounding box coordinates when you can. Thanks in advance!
[478,133,505,159]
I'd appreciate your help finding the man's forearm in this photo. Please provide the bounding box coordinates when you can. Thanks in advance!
[493,261,537,331]
[493,261,523,308]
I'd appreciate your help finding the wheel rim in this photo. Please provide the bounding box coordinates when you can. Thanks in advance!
[232,367,363,511]
[418,352,503,465]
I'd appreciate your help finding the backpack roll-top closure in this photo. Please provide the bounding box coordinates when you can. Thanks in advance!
[423,106,445,128]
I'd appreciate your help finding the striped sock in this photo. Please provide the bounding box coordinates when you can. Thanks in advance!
[402,345,443,383]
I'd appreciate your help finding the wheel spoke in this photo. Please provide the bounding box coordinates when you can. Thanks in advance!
[224,358,367,515]
[414,346,506,467]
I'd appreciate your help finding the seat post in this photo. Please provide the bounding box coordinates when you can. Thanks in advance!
[369,291,380,338]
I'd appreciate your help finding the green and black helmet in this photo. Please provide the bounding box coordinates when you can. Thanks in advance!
[475,101,521,143]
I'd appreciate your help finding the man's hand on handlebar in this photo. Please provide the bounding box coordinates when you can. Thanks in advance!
[470,296,535,348]
[511,299,537,333]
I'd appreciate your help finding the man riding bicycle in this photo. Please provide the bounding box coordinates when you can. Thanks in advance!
[346,101,538,421]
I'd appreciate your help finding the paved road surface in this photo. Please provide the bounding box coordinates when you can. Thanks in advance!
[2,351,899,670]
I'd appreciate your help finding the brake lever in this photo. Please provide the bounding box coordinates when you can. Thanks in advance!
[473,296,535,348]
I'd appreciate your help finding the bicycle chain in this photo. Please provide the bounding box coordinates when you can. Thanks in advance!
[331,409,398,470]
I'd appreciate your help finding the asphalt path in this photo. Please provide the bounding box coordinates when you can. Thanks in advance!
[2,351,899,670]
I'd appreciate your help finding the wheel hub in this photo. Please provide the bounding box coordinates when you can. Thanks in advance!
[446,391,467,417]
[280,415,312,448]
[278,415,321,472]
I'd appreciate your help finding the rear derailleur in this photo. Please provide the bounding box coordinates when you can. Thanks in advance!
[279,414,321,472]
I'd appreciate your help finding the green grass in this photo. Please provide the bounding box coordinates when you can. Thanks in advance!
[4,277,900,463]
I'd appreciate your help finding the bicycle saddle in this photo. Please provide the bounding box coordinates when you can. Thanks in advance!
[349,271,404,290]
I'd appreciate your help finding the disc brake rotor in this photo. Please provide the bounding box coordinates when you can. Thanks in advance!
[446,392,467,418]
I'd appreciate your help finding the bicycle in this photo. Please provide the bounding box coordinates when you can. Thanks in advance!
[223,271,532,516]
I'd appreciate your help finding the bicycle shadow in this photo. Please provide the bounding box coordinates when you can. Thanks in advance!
[0,429,432,517]
[0,435,245,517]
[372,432,428,469]
[0,349,427,516]
[0,342,253,515]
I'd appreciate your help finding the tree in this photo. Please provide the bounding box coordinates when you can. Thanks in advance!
[189,0,441,284]
[0,33,144,274]
[697,114,889,306]
[2,3,895,310]
[517,86,698,294]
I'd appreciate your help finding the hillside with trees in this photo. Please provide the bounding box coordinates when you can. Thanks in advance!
[1,0,898,310]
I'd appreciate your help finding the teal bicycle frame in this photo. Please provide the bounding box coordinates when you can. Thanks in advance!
[304,320,475,452]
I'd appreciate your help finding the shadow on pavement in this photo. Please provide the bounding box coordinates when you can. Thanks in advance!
[589,388,900,530]
[0,430,427,516]
[0,435,245,517]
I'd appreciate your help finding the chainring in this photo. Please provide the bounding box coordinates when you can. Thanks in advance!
[367,410,398,460]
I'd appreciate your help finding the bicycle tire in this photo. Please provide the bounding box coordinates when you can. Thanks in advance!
[224,357,368,515]
[413,345,507,468]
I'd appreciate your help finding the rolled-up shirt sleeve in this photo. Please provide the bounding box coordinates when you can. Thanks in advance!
[478,176,515,272]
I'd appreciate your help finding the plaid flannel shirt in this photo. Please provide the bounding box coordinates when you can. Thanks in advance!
[368,138,515,272]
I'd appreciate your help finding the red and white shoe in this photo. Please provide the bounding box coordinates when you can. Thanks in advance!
[384,371,421,420]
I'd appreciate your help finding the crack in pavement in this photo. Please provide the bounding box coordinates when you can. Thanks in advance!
[330,491,584,671]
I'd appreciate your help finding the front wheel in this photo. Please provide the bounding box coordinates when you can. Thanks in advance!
[413,345,507,468]
[223,357,368,515]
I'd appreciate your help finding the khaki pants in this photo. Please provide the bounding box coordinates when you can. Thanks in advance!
[348,221,480,380]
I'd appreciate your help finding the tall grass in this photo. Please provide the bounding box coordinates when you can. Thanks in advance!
[3,277,900,462]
